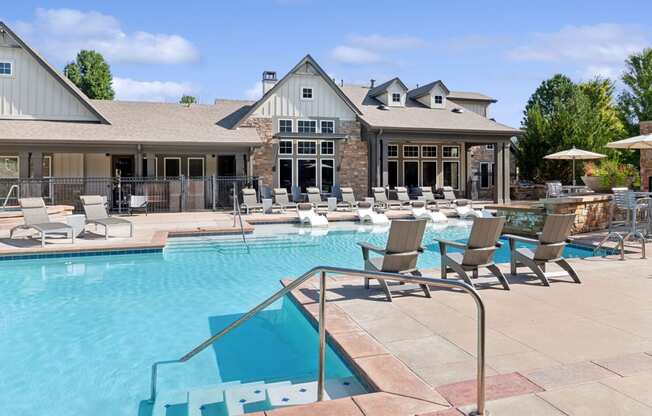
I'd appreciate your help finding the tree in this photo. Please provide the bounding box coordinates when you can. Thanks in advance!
[618,48,652,136]
[179,95,197,105]
[516,75,625,183]
[64,50,115,100]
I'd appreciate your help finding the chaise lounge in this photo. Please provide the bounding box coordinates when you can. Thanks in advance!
[273,188,297,212]
[10,198,75,247]
[297,203,329,227]
[372,187,403,210]
[80,195,134,239]
[356,201,389,225]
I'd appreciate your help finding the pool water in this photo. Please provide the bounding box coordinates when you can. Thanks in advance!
[0,221,600,416]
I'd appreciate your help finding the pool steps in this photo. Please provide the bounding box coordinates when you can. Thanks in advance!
[153,376,364,416]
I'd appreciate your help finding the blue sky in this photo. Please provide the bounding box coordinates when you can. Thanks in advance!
[2,0,651,127]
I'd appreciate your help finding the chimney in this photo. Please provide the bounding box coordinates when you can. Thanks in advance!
[370,79,375,88]
[262,71,277,95]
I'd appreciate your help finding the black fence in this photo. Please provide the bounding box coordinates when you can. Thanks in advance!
[0,176,260,213]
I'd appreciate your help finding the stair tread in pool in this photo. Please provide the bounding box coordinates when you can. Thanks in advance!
[187,381,242,416]
[153,389,189,416]
[266,377,364,408]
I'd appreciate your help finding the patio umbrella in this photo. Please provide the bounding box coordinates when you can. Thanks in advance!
[544,146,606,186]
[605,134,652,149]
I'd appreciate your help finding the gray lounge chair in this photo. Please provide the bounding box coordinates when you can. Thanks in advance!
[418,186,438,206]
[80,195,133,239]
[240,188,263,214]
[358,219,431,301]
[394,187,414,209]
[273,188,297,211]
[438,186,471,209]
[10,198,75,247]
[338,187,360,210]
[435,216,510,290]
[306,187,329,212]
[504,214,580,286]
[372,187,402,210]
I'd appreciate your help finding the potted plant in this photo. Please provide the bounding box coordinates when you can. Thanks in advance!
[581,160,639,192]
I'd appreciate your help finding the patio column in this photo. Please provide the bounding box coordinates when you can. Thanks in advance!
[502,141,511,203]
[18,152,29,179]
[31,152,43,179]
[495,143,504,203]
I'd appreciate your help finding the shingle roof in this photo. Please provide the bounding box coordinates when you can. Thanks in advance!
[0,100,262,145]
[407,80,450,99]
[368,77,408,97]
[340,84,519,135]
[448,91,496,102]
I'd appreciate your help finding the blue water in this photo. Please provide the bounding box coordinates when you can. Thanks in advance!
[0,221,600,416]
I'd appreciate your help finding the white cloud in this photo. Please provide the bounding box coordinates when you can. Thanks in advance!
[330,46,382,64]
[580,65,621,80]
[244,81,263,100]
[112,78,196,102]
[507,23,647,64]
[15,8,199,64]
[347,34,425,51]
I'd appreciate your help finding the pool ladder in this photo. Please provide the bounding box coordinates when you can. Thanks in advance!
[148,267,490,416]
[2,184,19,209]
[232,184,249,250]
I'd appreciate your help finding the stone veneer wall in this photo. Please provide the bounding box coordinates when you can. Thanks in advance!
[242,118,368,197]
[640,121,652,191]
[544,198,611,234]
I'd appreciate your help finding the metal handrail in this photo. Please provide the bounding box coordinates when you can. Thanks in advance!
[232,183,248,249]
[149,266,488,415]
[2,184,19,208]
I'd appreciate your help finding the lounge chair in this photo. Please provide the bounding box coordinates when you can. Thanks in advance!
[411,201,447,223]
[418,186,439,206]
[306,187,329,212]
[129,195,148,216]
[372,187,402,210]
[358,219,431,301]
[273,188,297,212]
[10,198,75,247]
[504,214,581,286]
[356,201,389,225]
[80,195,133,239]
[297,203,328,227]
[240,188,263,214]
[455,200,483,219]
[545,181,563,198]
[394,186,414,209]
[339,187,360,210]
[435,216,510,290]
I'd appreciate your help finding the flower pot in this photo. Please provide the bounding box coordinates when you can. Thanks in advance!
[581,175,633,192]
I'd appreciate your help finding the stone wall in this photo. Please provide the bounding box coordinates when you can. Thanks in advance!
[510,184,547,201]
[242,117,275,188]
[468,145,495,200]
[640,121,652,191]
[338,120,368,198]
[543,196,611,234]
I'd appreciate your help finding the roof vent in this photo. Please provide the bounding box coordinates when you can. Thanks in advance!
[452,107,465,113]
[377,104,389,111]
[370,79,376,88]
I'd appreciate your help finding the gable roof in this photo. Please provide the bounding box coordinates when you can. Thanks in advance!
[340,84,520,135]
[448,91,497,102]
[234,54,361,128]
[369,77,408,97]
[0,21,110,124]
[407,80,450,99]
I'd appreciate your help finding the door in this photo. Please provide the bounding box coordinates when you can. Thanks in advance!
[403,161,419,189]
[112,155,135,177]
[217,155,237,208]
[217,155,236,176]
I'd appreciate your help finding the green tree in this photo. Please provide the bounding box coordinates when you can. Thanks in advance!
[64,50,115,100]
[618,48,652,136]
[179,95,197,105]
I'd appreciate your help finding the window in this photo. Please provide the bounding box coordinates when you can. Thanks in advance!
[142,157,157,177]
[392,93,401,103]
[387,144,398,158]
[321,159,335,193]
[320,120,334,134]
[279,140,293,155]
[403,145,419,158]
[320,141,334,155]
[0,61,12,77]
[297,141,317,155]
[279,159,293,191]
[387,160,398,188]
[42,156,52,178]
[187,158,205,177]
[486,144,495,150]
[480,162,494,188]
[0,156,19,178]
[443,161,460,189]
[301,87,313,100]
[434,95,443,104]
[443,146,460,158]
[163,157,181,177]
[404,161,419,188]
[421,145,437,158]
[279,119,293,133]
[297,120,317,133]
[422,161,437,187]
[297,159,317,192]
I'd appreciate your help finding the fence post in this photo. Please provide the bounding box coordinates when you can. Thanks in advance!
[180,175,186,212]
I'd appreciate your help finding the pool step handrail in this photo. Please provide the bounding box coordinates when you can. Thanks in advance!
[2,184,19,209]
[232,182,248,250]
[149,266,489,416]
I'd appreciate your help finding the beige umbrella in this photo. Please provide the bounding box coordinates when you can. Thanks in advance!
[605,134,652,149]
[544,146,606,186]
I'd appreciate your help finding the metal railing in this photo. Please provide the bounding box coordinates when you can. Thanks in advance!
[2,184,19,209]
[149,267,488,416]
[232,183,249,249]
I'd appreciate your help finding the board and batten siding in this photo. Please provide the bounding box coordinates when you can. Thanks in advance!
[253,71,356,121]
[449,99,488,117]
[0,38,98,121]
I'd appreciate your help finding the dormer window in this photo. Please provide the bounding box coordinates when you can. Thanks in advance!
[302,87,313,100]
[0,61,13,77]
[392,93,401,103]
[434,95,443,104]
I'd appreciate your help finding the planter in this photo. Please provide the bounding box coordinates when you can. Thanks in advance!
[581,175,633,192]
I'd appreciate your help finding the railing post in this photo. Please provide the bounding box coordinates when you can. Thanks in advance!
[212,175,217,211]
[317,270,327,402]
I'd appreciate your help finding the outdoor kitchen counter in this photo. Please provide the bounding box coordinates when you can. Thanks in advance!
[488,194,612,235]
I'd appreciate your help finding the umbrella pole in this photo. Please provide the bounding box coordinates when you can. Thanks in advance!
[572,158,576,186]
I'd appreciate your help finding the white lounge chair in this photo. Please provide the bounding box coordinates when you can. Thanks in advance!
[455,200,483,219]
[418,186,439,206]
[356,201,389,225]
[394,187,414,209]
[339,187,360,210]
[273,188,297,212]
[372,187,402,210]
[80,195,134,239]
[240,188,263,214]
[10,198,75,247]
[297,203,328,227]
[306,187,329,213]
[411,201,447,222]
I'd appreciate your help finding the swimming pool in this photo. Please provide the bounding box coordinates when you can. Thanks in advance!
[0,221,600,416]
